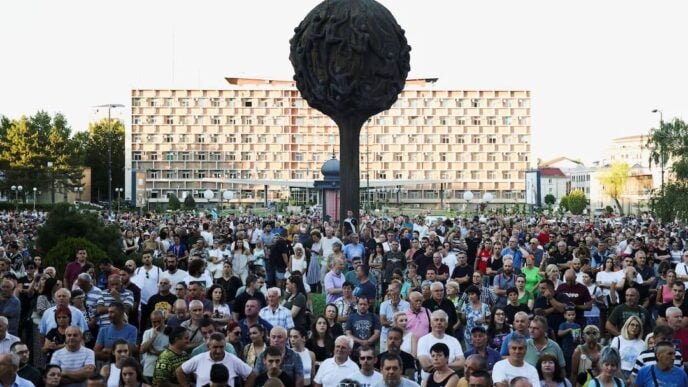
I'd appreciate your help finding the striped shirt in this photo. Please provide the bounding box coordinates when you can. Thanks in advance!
[51,346,95,387]
[631,347,684,376]
[83,286,103,320]
[259,305,294,330]
[97,289,134,326]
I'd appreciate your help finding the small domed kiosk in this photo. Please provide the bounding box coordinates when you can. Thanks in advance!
[314,154,341,220]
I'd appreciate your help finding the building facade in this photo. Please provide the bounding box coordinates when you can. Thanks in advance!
[127,78,531,208]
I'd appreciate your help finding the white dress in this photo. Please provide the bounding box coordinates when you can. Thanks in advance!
[289,255,308,277]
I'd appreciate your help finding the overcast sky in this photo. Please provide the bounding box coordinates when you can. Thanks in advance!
[1,0,686,165]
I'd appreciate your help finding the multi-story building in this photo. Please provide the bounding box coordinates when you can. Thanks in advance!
[127,77,531,209]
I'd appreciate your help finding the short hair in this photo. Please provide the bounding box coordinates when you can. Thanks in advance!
[430,309,448,321]
[666,306,683,318]
[599,346,621,368]
[388,326,404,338]
[43,364,62,378]
[108,302,125,314]
[469,370,492,387]
[509,336,527,349]
[189,299,204,309]
[357,345,374,358]
[539,279,555,289]
[164,326,188,344]
[465,353,487,370]
[379,353,402,369]
[506,287,519,296]
[653,324,675,337]
[335,335,353,350]
[209,332,225,343]
[267,287,282,297]
[210,364,229,384]
[10,341,27,353]
[502,256,514,265]
[263,345,283,358]
[0,316,8,326]
[430,342,449,357]
[510,376,531,387]
[77,273,92,282]
[430,282,444,291]
[200,317,215,329]
[655,340,676,355]
[341,281,353,289]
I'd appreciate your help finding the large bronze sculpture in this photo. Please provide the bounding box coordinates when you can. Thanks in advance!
[290,0,410,226]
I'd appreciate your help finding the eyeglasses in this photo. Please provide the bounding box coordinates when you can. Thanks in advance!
[146,272,150,279]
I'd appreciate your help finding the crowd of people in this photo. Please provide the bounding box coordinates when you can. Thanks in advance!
[1,209,688,387]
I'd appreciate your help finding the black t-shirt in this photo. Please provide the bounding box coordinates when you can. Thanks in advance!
[234,290,267,320]
[255,371,294,387]
[450,265,474,293]
[551,250,573,266]
[504,303,531,325]
[465,237,482,265]
[269,239,290,270]
[658,299,688,318]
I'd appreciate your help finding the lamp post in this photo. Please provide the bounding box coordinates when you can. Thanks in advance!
[483,192,494,214]
[463,190,474,216]
[94,103,125,208]
[651,109,665,194]
[74,187,84,202]
[203,190,214,210]
[395,187,404,205]
[222,190,234,212]
[11,185,22,211]
[115,187,123,213]
[33,187,37,211]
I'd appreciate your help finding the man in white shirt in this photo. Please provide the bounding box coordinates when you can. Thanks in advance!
[160,255,188,296]
[492,337,539,387]
[133,251,161,307]
[0,316,19,354]
[313,335,360,387]
[416,310,464,380]
[320,227,342,261]
[50,327,96,387]
[176,332,256,387]
[352,346,383,387]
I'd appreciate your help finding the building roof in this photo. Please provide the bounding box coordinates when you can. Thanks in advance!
[539,157,584,168]
[538,167,567,178]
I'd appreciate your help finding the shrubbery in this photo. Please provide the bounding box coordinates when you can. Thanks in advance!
[44,238,108,277]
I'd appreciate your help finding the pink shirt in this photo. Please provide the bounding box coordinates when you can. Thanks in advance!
[405,307,430,339]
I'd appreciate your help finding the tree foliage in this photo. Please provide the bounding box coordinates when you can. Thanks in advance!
[598,162,630,216]
[183,194,196,210]
[36,203,122,261]
[647,118,688,222]
[168,193,181,211]
[44,237,108,280]
[566,190,587,215]
[544,194,556,206]
[82,118,126,202]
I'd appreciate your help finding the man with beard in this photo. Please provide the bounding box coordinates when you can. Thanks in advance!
[11,342,41,386]
[144,278,177,322]
[657,280,688,327]
[556,269,592,327]
[161,254,188,296]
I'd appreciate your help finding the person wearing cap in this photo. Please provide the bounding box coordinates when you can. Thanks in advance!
[463,326,501,371]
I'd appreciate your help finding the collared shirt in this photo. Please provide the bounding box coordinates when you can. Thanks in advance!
[0,375,34,387]
[254,348,304,381]
[181,351,252,387]
[39,305,89,336]
[82,286,103,320]
[524,338,565,368]
[0,333,20,354]
[324,270,345,304]
[258,305,294,330]
[313,357,360,387]
[405,307,430,339]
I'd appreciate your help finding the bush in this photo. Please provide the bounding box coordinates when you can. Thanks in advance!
[36,203,122,262]
[168,193,181,211]
[544,194,556,206]
[45,238,108,279]
[183,195,196,210]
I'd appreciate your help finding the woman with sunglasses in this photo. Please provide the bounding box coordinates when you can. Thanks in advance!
[570,325,602,386]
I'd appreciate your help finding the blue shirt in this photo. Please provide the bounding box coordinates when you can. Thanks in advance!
[353,280,377,302]
[346,312,381,342]
[0,296,20,336]
[501,247,523,271]
[1,375,35,387]
[635,365,688,387]
[343,243,366,264]
[95,323,138,348]
[39,305,89,336]
[558,322,581,352]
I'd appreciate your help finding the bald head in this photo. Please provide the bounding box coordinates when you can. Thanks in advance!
[564,269,576,284]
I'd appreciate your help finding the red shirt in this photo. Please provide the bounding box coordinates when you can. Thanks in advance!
[674,328,688,359]
[63,261,85,289]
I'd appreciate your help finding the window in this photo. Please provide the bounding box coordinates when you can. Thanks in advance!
[211,170,222,178]
[228,170,238,179]
[196,152,207,161]
[471,117,481,125]
[487,171,496,180]
[472,135,481,144]
[181,170,191,179]
[440,135,449,144]
[487,153,496,161]
[148,152,158,161]
[227,134,236,143]
[518,134,529,143]
[163,134,174,143]
[395,172,403,179]
[457,118,465,125]
[376,171,387,179]
[180,152,190,161]
[196,170,206,179]
[502,171,512,180]
[132,117,141,125]
[471,171,479,180]
[471,98,480,107]
[257,152,267,161]
[470,153,479,162]
[210,152,221,161]
[227,153,236,161]
[179,98,189,107]
[211,98,221,107]
[295,153,304,161]
[487,116,496,125]
[211,116,221,125]
[132,98,142,107]
[210,134,219,143]
[440,153,447,162]
[502,116,512,125]
[393,153,403,162]
[149,170,159,179]
[456,135,465,144]
[166,152,174,161]
[133,152,142,161]
[488,135,497,144]
[257,134,267,143]
[243,99,253,107]
[165,116,173,125]
[196,134,205,143]
[179,134,187,143]
[456,171,464,180]
[164,170,174,179]
[241,152,251,161]
[241,134,253,143]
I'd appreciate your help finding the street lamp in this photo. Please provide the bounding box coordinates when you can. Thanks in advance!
[33,187,37,211]
[115,187,124,213]
[74,187,84,202]
[11,185,22,211]
[463,190,474,215]
[203,189,214,209]
[94,103,125,208]
[395,187,404,205]
[483,192,494,214]
[652,109,665,194]
[221,190,235,211]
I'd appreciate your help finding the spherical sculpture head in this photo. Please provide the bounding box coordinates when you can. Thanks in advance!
[289,0,411,128]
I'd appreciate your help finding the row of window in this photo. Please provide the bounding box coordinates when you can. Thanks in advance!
[140,168,525,182]
[132,96,529,110]
[134,149,529,163]
[131,133,530,145]
[132,114,528,126]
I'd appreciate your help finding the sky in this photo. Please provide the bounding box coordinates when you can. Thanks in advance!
[1,0,686,165]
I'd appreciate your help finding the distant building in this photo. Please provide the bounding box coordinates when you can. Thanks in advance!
[127,77,532,209]
[538,167,568,204]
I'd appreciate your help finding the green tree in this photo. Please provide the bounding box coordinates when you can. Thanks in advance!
[168,193,181,210]
[567,189,587,215]
[183,194,196,210]
[559,195,570,212]
[598,162,630,216]
[647,118,688,221]
[0,116,42,189]
[82,118,125,202]
[544,194,556,206]
[36,203,122,261]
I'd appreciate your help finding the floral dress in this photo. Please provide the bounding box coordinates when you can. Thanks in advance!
[462,302,491,347]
